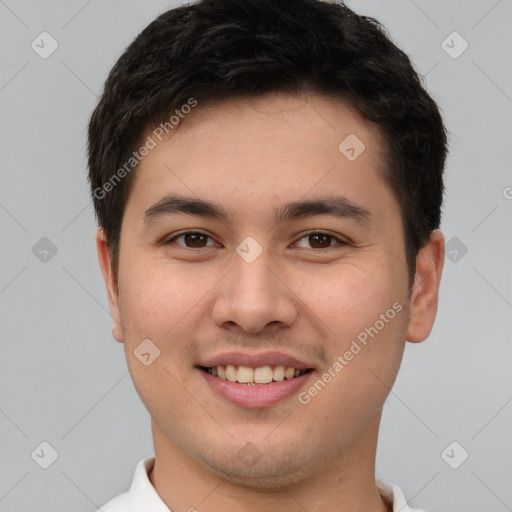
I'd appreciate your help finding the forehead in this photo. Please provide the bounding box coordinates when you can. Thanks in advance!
[124,92,392,220]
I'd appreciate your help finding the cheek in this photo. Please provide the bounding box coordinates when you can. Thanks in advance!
[294,258,408,401]
[299,292,407,442]
[117,257,211,424]
[294,258,403,339]
[118,255,212,341]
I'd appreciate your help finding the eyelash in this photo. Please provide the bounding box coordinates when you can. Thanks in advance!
[163,230,348,250]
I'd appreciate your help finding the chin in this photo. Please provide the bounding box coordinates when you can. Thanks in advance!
[205,457,313,489]
[194,440,320,490]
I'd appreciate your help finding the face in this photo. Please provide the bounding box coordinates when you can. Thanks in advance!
[97,92,443,488]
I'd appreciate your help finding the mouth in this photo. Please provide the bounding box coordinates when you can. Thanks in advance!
[195,353,316,408]
[198,364,313,385]
[196,351,317,407]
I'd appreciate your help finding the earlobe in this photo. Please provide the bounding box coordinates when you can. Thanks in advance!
[95,227,124,343]
[406,229,445,343]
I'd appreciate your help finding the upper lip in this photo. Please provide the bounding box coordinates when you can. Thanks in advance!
[198,351,315,370]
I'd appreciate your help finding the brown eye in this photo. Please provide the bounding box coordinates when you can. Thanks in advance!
[164,231,216,248]
[294,231,346,249]
[183,233,209,247]
[308,233,333,248]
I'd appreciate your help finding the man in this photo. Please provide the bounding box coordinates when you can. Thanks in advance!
[88,0,447,510]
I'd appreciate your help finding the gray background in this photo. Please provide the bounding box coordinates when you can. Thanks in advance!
[0,0,511,511]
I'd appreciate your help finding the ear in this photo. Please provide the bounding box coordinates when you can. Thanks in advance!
[96,227,124,343]
[406,229,445,343]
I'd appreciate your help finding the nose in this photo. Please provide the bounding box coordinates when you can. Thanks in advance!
[211,250,299,334]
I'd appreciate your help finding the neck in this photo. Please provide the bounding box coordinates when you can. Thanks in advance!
[148,415,389,512]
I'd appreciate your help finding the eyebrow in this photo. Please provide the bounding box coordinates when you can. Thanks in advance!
[143,194,372,226]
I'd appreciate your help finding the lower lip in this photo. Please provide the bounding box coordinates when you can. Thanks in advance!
[197,368,314,408]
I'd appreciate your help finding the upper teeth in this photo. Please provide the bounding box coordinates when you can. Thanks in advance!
[207,365,306,384]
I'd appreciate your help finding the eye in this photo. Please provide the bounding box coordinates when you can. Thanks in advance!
[162,230,347,250]
[294,231,347,249]
[163,231,217,249]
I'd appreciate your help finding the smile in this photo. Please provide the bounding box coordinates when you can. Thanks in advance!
[197,366,315,408]
[200,364,312,384]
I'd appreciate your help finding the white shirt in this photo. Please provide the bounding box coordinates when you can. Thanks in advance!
[97,456,426,512]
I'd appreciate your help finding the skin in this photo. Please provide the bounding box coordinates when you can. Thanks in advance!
[96,92,444,512]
